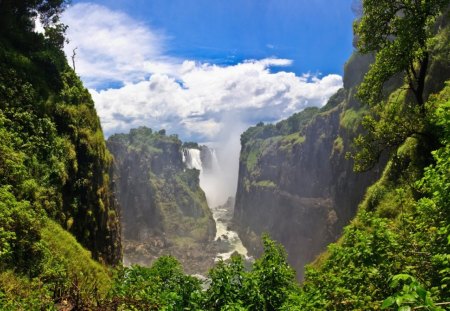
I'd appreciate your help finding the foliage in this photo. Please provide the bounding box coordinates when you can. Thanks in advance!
[250,236,297,311]
[240,107,319,146]
[381,274,442,311]
[280,81,450,310]
[0,0,121,308]
[0,186,44,276]
[351,0,450,173]
[1,0,450,309]
[201,236,297,311]
[351,88,428,171]
[107,256,201,310]
[203,254,246,310]
[355,0,450,108]
[240,107,319,178]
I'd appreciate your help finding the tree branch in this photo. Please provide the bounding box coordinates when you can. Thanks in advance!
[71,47,77,72]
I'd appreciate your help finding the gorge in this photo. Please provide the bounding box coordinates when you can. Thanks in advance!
[107,129,249,274]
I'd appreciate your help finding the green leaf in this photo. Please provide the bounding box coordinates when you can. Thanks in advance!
[381,297,396,309]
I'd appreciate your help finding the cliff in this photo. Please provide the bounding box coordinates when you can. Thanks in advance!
[107,127,216,274]
[233,53,386,280]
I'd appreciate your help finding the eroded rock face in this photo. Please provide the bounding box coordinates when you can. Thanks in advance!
[107,127,216,273]
[233,53,386,280]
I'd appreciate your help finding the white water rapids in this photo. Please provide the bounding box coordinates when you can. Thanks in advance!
[182,148,249,261]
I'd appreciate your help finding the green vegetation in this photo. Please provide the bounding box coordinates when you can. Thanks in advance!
[239,107,319,187]
[332,136,344,155]
[0,0,120,308]
[351,0,450,171]
[100,236,297,311]
[354,0,449,109]
[281,83,450,310]
[240,107,319,146]
[255,180,277,188]
[339,106,366,132]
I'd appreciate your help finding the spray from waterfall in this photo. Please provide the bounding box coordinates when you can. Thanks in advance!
[182,146,225,208]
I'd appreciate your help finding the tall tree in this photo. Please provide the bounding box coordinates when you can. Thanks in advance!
[0,0,67,40]
[355,0,450,111]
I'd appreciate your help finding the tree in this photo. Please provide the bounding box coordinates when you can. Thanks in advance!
[0,0,68,33]
[204,254,246,310]
[355,0,450,111]
[350,0,450,171]
[249,236,297,311]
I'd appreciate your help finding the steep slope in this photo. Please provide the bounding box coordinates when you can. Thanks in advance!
[107,128,216,274]
[0,1,121,307]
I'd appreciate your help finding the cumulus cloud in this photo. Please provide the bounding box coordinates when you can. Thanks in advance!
[62,2,343,204]
[62,3,178,87]
[63,3,343,141]
[91,60,342,139]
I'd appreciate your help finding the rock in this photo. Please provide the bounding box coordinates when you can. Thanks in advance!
[233,53,386,281]
[107,127,216,274]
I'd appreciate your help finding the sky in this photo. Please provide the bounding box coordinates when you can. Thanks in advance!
[61,0,355,142]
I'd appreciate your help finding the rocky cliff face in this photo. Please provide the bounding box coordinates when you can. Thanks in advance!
[107,128,217,273]
[233,53,387,280]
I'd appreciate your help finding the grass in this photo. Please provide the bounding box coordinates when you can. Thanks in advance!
[340,107,366,132]
[41,220,112,297]
[255,180,277,188]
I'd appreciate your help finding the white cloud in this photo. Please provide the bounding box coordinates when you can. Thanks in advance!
[63,3,343,142]
[90,60,342,139]
[62,3,178,87]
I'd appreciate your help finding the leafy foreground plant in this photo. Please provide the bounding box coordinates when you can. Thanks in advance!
[101,236,298,311]
[381,274,447,311]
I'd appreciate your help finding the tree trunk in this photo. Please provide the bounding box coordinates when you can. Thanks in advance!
[415,52,429,113]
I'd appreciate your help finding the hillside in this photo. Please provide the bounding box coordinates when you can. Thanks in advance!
[0,1,121,308]
[233,7,450,283]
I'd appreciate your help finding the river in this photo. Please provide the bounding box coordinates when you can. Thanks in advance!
[183,147,250,261]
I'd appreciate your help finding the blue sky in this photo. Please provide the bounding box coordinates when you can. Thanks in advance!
[71,0,354,77]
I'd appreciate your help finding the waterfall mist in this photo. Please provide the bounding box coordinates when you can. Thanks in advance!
[200,119,247,208]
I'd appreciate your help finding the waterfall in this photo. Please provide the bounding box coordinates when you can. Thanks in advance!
[183,148,203,170]
[182,146,249,261]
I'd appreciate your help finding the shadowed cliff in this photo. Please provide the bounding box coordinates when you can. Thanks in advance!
[233,53,387,280]
[107,127,217,274]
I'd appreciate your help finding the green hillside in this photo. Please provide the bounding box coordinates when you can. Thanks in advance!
[0,0,120,308]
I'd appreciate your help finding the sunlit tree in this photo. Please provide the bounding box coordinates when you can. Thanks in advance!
[355,0,450,110]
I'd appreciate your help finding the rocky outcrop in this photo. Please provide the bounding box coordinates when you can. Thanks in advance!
[233,53,387,280]
[107,127,216,273]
